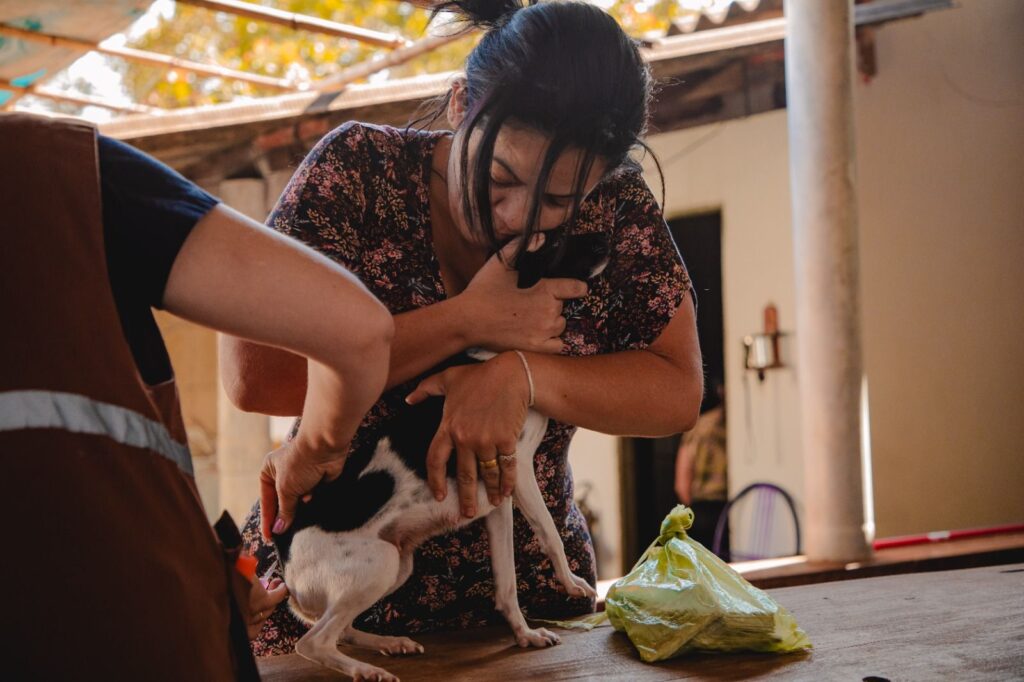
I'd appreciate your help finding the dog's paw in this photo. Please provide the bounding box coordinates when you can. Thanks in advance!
[515,626,561,648]
[562,573,598,599]
[351,662,399,682]
[378,636,425,656]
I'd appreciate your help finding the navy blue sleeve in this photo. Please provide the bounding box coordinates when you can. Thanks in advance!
[98,135,220,309]
[98,135,220,386]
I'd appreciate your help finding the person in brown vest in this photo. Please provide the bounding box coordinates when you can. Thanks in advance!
[0,113,393,679]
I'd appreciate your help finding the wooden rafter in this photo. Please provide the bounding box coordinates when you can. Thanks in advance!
[175,0,408,49]
[0,22,297,91]
[312,33,463,93]
[102,0,953,179]
[0,76,155,114]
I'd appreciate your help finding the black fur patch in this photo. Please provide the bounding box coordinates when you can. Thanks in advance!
[515,232,609,288]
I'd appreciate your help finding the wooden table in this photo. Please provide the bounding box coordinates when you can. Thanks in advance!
[259,563,1024,681]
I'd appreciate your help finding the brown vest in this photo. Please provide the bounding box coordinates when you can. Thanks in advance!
[0,113,257,680]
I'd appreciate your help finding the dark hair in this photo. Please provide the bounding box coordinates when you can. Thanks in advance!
[419,1,659,262]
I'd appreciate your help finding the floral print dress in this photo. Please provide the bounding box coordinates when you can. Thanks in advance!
[240,122,692,656]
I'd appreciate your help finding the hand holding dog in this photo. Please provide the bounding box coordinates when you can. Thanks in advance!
[247,576,288,639]
[406,352,532,517]
[259,437,347,540]
[458,236,588,354]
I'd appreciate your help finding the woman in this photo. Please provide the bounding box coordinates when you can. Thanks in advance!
[224,0,702,655]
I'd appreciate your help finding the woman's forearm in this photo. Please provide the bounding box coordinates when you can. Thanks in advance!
[522,297,703,437]
[387,295,473,389]
[223,295,475,414]
[524,349,702,437]
[166,204,394,452]
[295,347,388,457]
[220,338,308,416]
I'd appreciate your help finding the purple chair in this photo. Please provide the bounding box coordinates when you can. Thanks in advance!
[712,482,802,561]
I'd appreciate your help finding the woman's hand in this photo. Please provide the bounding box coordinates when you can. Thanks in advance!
[456,238,588,354]
[247,576,288,639]
[259,437,348,540]
[405,352,531,518]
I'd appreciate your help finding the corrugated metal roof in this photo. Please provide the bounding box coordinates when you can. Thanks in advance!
[0,0,149,105]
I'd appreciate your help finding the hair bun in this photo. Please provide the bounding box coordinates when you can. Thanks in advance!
[430,1,532,29]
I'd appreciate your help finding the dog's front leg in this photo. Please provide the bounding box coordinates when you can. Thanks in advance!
[485,500,561,648]
[512,460,597,601]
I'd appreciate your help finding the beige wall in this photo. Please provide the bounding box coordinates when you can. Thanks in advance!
[622,0,1024,542]
[154,311,220,513]
[854,0,1024,535]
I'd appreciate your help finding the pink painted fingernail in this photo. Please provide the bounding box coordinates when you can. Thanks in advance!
[260,578,270,589]
[272,517,286,534]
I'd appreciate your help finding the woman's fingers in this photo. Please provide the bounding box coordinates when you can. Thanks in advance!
[475,448,501,507]
[544,278,588,300]
[247,576,289,638]
[258,463,278,541]
[406,372,446,405]
[538,337,565,353]
[456,445,479,518]
[498,450,518,498]
[426,425,454,501]
[264,581,289,607]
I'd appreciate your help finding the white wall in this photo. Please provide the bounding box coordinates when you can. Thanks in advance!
[579,0,1024,549]
[853,0,1024,535]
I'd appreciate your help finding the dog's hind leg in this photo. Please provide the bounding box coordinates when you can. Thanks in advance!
[340,550,424,656]
[486,500,561,648]
[293,538,403,682]
[512,456,597,600]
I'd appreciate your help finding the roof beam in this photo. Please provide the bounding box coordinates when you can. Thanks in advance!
[0,76,156,115]
[312,33,463,93]
[645,0,951,61]
[175,0,408,49]
[0,22,297,92]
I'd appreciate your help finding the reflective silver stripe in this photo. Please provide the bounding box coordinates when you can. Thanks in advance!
[0,390,193,476]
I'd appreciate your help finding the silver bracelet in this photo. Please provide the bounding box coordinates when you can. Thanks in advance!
[513,350,536,408]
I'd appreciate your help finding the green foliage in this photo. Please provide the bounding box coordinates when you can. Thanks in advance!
[121,1,683,109]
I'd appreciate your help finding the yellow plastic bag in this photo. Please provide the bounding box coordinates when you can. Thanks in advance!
[604,505,811,662]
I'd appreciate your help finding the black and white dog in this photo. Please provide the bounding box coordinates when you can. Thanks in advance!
[274,233,609,681]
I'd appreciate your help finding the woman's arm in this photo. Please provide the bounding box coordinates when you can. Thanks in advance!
[164,204,393,534]
[221,295,472,416]
[527,296,702,436]
[221,241,585,414]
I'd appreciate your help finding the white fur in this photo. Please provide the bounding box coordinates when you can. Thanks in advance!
[285,409,597,682]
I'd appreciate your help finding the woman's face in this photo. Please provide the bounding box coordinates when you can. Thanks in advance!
[446,88,609,247]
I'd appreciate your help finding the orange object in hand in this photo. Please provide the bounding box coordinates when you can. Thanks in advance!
[235,553,258,581]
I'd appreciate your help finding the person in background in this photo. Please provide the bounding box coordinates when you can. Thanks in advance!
[1,112,393,679]
[675,378,730,561]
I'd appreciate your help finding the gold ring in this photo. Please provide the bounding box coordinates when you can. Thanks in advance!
[480,458,499,470]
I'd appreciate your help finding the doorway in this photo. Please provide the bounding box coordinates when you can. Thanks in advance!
[620,210,724,570]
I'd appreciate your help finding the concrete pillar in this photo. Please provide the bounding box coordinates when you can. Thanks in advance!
[785,0,872,562]
[216,179,272,524]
